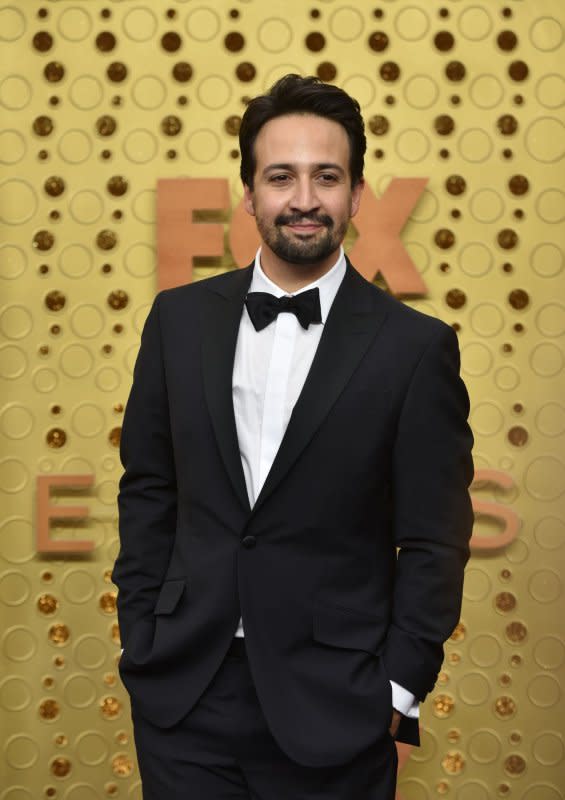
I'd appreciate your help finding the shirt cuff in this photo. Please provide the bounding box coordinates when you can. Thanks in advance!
[390,680,419,719]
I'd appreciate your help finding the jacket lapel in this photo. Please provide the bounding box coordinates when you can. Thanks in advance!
[201,266,253,513]
[252,262,389,516]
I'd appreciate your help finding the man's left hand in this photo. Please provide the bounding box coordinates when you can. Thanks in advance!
[389,709,402,739]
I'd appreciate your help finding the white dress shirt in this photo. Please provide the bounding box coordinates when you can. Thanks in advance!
[231,247,418,719]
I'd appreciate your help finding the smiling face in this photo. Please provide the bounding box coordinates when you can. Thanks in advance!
[243,113,364,289]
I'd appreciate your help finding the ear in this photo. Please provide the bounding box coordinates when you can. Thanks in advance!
[350,177,364,219]
[243,184,256,216]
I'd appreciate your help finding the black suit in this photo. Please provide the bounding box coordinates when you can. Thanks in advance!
[113,260,474,770]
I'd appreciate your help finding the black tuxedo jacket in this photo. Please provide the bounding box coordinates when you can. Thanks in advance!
[113,260,474,768]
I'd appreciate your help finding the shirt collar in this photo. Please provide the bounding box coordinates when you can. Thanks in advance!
[249,246,346,324]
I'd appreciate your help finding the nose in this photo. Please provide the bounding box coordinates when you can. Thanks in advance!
[289,177,320,214]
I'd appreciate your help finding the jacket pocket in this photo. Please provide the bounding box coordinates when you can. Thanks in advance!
[153,579,186,615]
[313,601,386,656]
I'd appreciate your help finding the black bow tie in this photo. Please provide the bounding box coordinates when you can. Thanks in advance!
[244,288,322,332]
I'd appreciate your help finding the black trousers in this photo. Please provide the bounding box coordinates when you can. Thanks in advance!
[131,638,398,800]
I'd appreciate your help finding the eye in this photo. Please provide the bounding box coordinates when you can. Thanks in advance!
[269,173,291,184]
[317,173,339,184]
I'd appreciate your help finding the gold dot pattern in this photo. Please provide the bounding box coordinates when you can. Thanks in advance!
[0,2,563,797]
[50,755,72,777]
[495,592,516,613]
[48,624,70,646]
[37,594,59,615]
[495,696,517,719]
[46,428,67,448]
[39,698,61,721]
[107,290,129,310]
[99,592,117,614]
[111,623,121,645]
[506,621,528,643]
[433,693,455,719]
[316,61,337,82]
[111,752,135,777]
[441,750,466,775]
[100,696,122,719]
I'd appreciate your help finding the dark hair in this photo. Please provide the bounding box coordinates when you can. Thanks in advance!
[239,74,366,189]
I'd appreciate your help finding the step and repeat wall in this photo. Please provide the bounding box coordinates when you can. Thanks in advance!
[1,1,563,798]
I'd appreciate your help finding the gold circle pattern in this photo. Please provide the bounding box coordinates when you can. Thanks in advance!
[0,5,563,798]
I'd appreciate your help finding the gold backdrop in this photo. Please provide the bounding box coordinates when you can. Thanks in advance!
[1,1,564,798]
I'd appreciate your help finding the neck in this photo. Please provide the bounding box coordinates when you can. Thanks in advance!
[259,245,341,293]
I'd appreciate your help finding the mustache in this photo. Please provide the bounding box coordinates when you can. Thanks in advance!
[274,213,333,228]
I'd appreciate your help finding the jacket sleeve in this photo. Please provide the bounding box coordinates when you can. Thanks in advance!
[112,293,178,647]
[382,323,474,700]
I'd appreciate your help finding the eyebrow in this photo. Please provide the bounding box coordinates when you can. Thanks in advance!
[262,162,346,175]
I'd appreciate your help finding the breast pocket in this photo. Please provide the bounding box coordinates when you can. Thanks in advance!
[312,601,386,656]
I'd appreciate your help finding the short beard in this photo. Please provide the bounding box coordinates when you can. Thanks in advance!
[256,212,347,266]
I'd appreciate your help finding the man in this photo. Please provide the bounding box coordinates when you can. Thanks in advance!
[113,74,474,799]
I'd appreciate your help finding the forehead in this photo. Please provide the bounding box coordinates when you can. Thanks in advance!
[254,113,350,167]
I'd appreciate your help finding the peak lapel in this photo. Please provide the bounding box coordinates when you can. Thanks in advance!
[201,267,253,513]
[251,263,389,516]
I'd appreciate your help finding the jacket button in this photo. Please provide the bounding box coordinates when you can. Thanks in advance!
[241,535,256,549]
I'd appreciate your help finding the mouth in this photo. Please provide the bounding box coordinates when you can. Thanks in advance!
[274,213,333,237]
[286,222,324,234]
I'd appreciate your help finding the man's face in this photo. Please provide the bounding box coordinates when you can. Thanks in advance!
[243,114,363,270]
